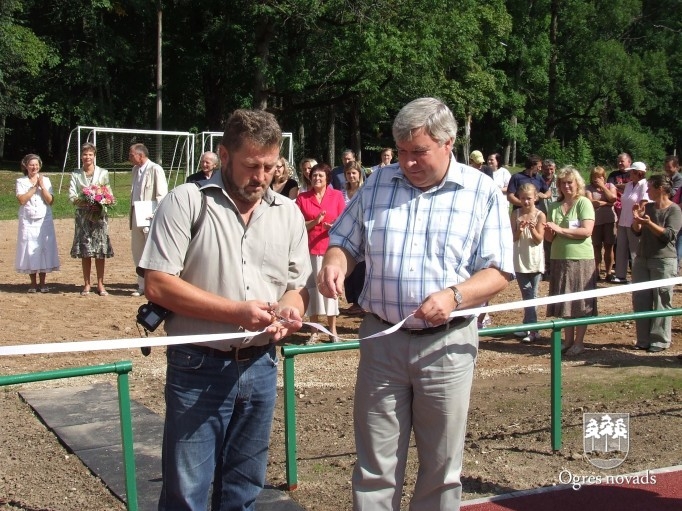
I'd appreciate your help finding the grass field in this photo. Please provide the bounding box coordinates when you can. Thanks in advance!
[0,169,133,221]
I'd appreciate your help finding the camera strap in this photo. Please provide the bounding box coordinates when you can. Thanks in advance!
[190,182,208,239]
[138,183,208,354]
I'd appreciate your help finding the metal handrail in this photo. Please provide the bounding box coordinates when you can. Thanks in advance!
[0,361,138,511]
[280,308,682,490]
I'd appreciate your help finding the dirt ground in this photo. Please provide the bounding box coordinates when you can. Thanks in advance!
[0,217,681,510]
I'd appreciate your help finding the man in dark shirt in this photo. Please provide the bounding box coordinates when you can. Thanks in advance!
[330,149,356,190]
[607,152,632,194]
[507,154,551,210]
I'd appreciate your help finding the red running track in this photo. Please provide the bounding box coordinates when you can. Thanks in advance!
[462,467,682,511]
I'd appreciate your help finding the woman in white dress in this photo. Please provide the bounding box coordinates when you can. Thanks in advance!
[15,154,60,292]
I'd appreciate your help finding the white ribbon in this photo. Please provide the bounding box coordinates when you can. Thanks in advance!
[1,277,679,356]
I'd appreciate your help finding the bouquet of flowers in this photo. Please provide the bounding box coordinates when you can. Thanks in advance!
[78,184,116,221]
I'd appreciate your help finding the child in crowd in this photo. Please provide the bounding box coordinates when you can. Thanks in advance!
[511,183,546,342]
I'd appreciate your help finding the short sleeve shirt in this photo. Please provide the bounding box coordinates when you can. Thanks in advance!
[295,187,346,255]
[328,159,514,328]
[139,174,312,347]
[618,180,649,227]
[547,196,595,260]
[507,171,549,210]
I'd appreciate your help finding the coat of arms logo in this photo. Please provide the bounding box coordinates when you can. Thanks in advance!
[583,413,629,469]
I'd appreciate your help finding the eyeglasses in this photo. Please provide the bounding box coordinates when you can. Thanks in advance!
[276,165,284,169]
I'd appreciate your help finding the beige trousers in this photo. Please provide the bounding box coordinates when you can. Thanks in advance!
[130,226,148,291]
[352,314,477,511]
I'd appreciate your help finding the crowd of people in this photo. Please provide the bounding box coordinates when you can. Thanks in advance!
[11,99,682,511]
[14,142,171,298]
[13,134,681,356]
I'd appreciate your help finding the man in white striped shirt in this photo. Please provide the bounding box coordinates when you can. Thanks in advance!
[318,97,514,511]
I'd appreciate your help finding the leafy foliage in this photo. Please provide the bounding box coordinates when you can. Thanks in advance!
[2,0,682,172]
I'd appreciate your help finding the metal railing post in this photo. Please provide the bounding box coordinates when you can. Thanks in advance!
[282,350,298,490]
[550,326,563,451]
[0,361,138,511]
[116,363,138,511]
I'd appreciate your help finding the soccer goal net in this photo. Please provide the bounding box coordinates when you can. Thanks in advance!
[59,126,195,193]
[196,131,294,171]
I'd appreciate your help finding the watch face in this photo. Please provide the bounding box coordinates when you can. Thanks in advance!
[451,286,462,305]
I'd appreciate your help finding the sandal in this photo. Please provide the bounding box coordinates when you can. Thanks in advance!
[345,304,365,316]
[565,344,585,356]
[27,287,38,294]
[97,289,109,296]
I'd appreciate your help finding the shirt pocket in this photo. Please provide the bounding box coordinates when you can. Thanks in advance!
[261,241,288,286]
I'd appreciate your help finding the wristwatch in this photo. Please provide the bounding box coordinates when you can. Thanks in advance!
[448,285,463,309]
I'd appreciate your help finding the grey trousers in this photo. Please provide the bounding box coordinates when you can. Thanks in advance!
[632,256,677,348]
[614,225,640,279]
[352,314,477,511]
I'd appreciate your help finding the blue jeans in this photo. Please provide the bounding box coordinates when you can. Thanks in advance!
[516,272,542,325]
[158,345,278,511]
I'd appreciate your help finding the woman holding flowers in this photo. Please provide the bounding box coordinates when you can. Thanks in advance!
[69,142,115,296]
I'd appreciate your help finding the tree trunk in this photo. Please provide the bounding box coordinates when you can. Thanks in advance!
[328,106,336,166]
[546,0,559,139]
[156,5,163,131]
[253,17,275,110]
[463,113,472,164]
[351,95,361,162]
[298,123,305,162]
[156,4,163,163]
[511,115,517,167]
[0,116,5,159]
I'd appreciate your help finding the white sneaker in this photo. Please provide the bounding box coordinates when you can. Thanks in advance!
[131,289,144,297]
[522,332,535,343]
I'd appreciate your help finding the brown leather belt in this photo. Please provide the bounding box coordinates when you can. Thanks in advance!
[189,343,272,362]
[371,314,467,336]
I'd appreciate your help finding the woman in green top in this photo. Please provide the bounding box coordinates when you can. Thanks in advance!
[544,166,596,356]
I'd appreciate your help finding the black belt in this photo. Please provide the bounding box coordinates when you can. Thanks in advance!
[189,343,272,362]
[372,314,467,336]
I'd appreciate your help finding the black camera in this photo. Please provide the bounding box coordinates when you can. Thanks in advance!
[136,302,172,332]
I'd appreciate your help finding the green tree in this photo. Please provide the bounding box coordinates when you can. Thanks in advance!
[0,0,57,157]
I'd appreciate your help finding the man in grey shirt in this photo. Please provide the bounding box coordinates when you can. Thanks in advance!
[139,109,311,511]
